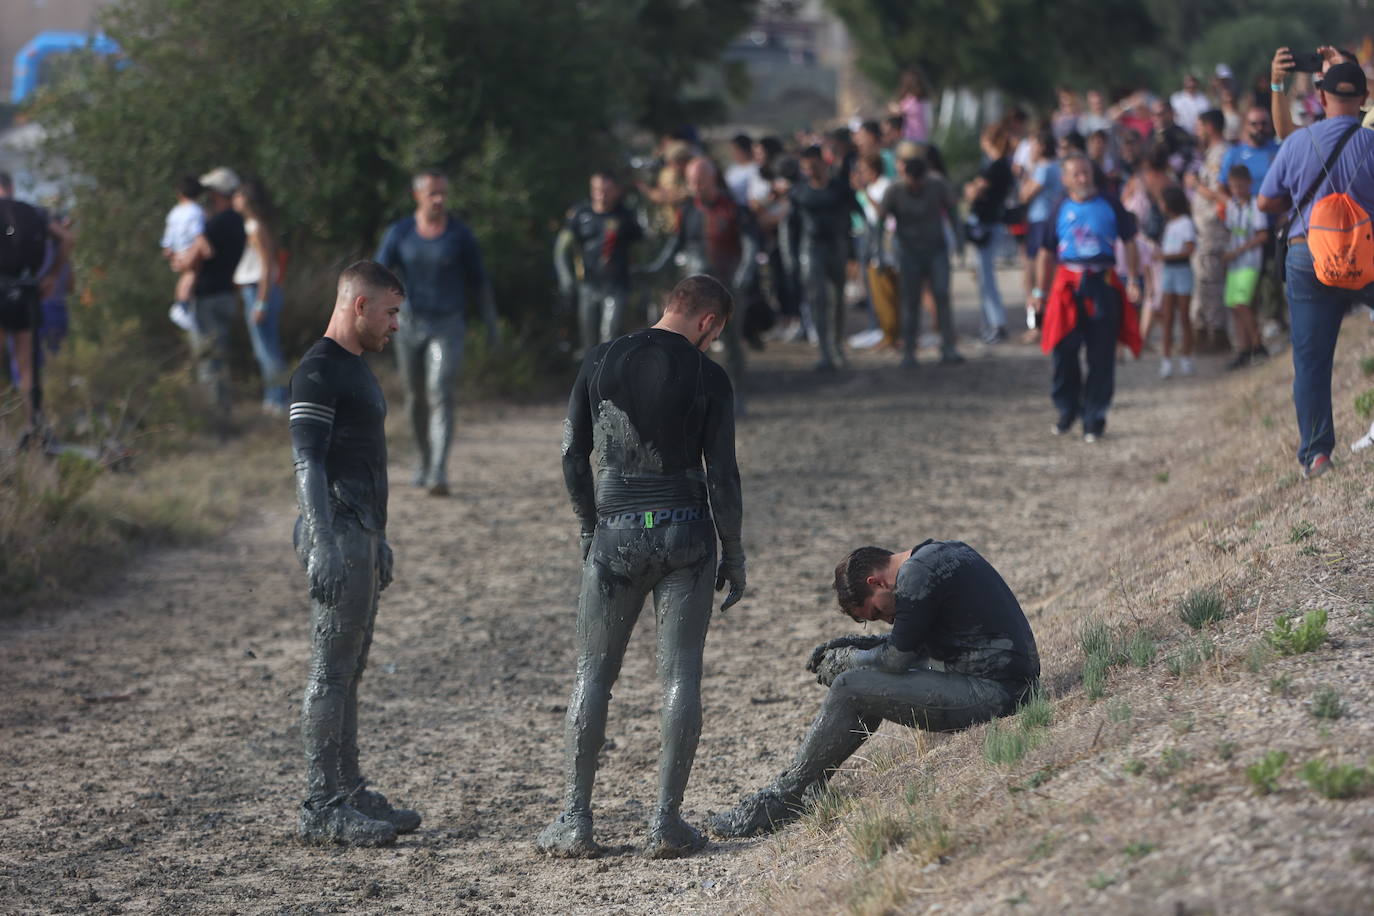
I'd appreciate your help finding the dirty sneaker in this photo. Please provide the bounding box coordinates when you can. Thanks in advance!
[644,812,707,859]
[349,787,422,833]
[298,801,397,847]
[705,788,802,838]
[536,811,601,858]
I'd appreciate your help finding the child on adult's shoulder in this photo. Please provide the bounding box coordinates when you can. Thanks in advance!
[1220,164,1269,371]
[1157,185,1195,378]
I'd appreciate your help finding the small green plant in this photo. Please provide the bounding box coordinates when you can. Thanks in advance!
[1178,587,1227,630]
[1083,654,1108,700]
[1087,872,1117,891]
[983,720,1033,766]
[1123,840,1157,860]
[1107,699,1132,723]
[803,784,852,830]
[1268,673,1293,695]
[1288,521,1317,543]
[1310,686,1345,720]
[1245,641,1275,673]
[1356,388,1374,419]
[1125,629,1157,667]
[1171,713,1195,736]
[846,808,906,867]
[1079,618,1116,661]
[1300,760,1374,799]
[1158,747,1191,777]
[1264,609,1329,655]
[1017,687,1053,730]
[1245,750,1288,795]
[1166,633,1216,678]
[1027,832,1060,861]
[1359,355,1374,377]
[1261,414,1276,429]
[1216,741,1238,761]
[1155,470,1169,484]
[1123,757,1147,776]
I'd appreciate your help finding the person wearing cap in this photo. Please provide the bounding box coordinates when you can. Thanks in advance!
[707,539,1038,838]
[173,166,246,429]
[1270,46,1363,141]
[375,168,499,497]
[1258,60,1374,479]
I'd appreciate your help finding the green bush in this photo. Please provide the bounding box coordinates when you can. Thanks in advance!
[1245,751,1288,795]
[1356,388,1374,420]
[1301,760,1374,799]
[1178,587,1227,630]
[1265,609,1329,656]
[1309,687,1346,720]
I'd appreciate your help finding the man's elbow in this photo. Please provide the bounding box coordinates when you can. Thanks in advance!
[1256,195,1283,215]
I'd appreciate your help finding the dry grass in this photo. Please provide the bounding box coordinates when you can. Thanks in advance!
[734,322,1374,914]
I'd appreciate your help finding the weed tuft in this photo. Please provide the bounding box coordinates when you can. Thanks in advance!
[1264,609,1329,655]
[1123,840,1157,860]
[1245,641,1275,673]
[1165,633,1215,678]
[1356,388,1374,419]
[1107,699,1132,723]
[1309,686,1345,720]
[1288,521,1317,543]
[846,808,906,868]
[1087,872,1117,891]
[802,784,853,831]
[1216,741,1238,761]
[1360,356,1374,377]
[1125,629,1158,667]
[1016,687,1053,730]
[1245,750,1288,795]
[1300,760,1374,799]
[983,720,1033,766]
[1123,757,1147,777]
[1268,673,1293,695]
[1178,587,1227,630]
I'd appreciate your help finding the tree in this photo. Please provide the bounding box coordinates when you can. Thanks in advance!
[35,0,755,349]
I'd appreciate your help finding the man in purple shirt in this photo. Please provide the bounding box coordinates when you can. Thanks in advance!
[1258,61,1374,478]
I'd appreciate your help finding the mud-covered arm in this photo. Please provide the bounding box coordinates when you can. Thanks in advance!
[704,370,745,609]
[553,224,577,294]
[813,639,924,686]
[561,351,598,543]
[289,372,346,605]
[642,212,684,274]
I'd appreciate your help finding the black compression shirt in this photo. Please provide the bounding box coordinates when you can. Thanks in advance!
[562,328,742,556]
[888,540,1040,683]
[789,178,851,247]
[289,338,389,531]
[563,202,642,288]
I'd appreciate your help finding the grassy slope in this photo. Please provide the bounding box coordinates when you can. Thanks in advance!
[730,323,1374,915]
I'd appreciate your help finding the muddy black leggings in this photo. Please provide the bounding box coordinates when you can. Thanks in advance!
[776,665,1026,798]
[557,519,717,822]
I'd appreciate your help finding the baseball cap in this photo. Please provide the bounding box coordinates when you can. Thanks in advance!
[198,166,241,195]
[1214,63,1233,80]
[1320,61,1368,98]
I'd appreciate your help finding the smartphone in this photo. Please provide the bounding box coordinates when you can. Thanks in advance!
[1289,50,1324,73]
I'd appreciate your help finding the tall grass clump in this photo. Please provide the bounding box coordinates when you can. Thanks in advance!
[1178,587,1227,630]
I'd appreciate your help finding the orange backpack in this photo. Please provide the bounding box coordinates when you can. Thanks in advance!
[1300,123,1374,289]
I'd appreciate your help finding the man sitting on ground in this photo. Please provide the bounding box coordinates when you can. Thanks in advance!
[708,539,1040,837]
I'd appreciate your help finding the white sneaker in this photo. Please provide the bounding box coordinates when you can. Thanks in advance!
[1179,357,1195,376]
[168,302,198,333]
[1159,358,1174,379]
[1353,423,1374,453]
[848,328,884,349]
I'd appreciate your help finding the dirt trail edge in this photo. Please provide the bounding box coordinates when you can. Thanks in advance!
[0,309,1332,914]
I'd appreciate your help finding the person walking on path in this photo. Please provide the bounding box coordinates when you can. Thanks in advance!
[1187,110,1232,354]
[289,261,420,847]
[964,124,1014,342]
[375,169,499,497]
[789,146,853,370]
[538,275,746,860]
[233,179,289,414]
[174,167,246,432]
[1031,154,1142,441]
[554,171,644,356]
[1258,61,1374,479]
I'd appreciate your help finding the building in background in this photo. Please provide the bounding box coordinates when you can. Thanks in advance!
[2,0,113,104]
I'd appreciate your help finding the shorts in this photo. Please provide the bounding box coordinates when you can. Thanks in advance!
[1224,267,1260,308]
[1024,221,1051,257]
[0,283,38,333]
[1161,263,1194,296]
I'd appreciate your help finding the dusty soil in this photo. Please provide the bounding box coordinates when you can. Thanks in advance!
[0,270,1347,914]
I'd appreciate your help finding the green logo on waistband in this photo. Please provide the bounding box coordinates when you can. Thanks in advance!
[644,511,655,528]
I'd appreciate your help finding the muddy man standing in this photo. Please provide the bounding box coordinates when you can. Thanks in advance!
[538,274,747,860]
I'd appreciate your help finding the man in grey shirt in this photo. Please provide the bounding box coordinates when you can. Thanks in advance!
[879,156,963,367]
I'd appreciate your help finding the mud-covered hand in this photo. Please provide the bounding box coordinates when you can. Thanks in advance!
[308,541,347,606]
[806,634,888,673]
[814,647,862,687]
[579,529,594,562]
[715,557,746,612]
[378,539,394,592]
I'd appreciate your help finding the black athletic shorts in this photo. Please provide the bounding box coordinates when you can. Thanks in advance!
[0,283,37,333]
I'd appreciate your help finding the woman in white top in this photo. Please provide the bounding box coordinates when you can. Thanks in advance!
[232,180,288,413]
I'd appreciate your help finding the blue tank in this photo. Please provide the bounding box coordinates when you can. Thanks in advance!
[11,31,120,105]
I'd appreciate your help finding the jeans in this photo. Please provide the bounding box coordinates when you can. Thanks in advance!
[189,291,238,423]
[896,247,958,361]
[1050,273,1121,434]
[239,283,288,408]
[974,241,1007,332]
[1286,241,1368,464]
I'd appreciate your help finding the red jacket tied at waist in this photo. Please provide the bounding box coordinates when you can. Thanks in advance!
[1040,266,1141,357]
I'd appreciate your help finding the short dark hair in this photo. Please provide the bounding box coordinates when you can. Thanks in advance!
[665,274,733,321]
[1060,130,1087,153]
[1035,127,1056,157]
[731,133,753,154]
[591,169,619,184]
[833,546,894,616]
[1161,184,1189,217]
[859,120,882,142]
[1227,163,1253,182]
[884,115,904,133]
[1088,128,1110,144]
[758,136,784,159]
[858,152,884,176]
[340,259,405,298]
[902,156,929,182]
[1197,109,1224,135]
[801,144,825,161]
[176,174,203,199]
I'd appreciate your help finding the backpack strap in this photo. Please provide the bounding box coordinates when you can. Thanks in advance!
[1293,122,1362,235]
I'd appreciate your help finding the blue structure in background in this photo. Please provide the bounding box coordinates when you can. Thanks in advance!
[11,31,120,105]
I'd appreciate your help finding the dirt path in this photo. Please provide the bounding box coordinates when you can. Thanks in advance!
[0,272,1229,914]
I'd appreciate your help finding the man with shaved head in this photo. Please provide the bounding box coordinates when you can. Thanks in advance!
[290,261,420,847]
[644,156,758,412]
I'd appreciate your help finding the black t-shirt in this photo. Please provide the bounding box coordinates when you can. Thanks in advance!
[564,201,643,288]
[888,540,1040,683]
[562,328,742,557]
[289,338,389,532]
[194,208,246,297]
[971,156,1014,223]
[789,178,851,246]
